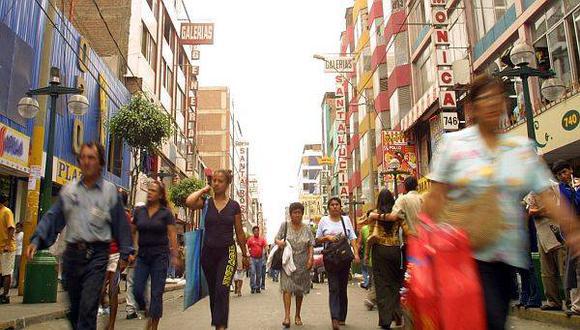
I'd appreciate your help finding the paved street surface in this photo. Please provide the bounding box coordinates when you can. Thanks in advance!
[27,279,572,330]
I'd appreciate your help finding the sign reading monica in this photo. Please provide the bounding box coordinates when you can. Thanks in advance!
[181,23,214,45]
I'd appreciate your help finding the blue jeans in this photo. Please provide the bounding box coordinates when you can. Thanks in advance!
[133,248,169,319]
[518,259,542,307]
[361,263,370,287]
[261,259,266,289]
[62,243,109,330]
[250,257,263,290]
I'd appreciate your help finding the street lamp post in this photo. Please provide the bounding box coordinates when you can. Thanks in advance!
[493,42,566,148]
[18,67,89,216]
[381,158,409,198]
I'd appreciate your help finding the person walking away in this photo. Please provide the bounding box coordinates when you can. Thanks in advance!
[247,226,267,293]
[11,222,23,288]
[125,201,146,320]
[0,194,15,304]
[316,197,360,330]
[552,160,580,317]
[364,189,409,329]
[233,245,245,297]
[422,75,580,330]
[132,180,179,330]
[186,169,250,330]
[526,185,566,311]
[26,142,132,330]
[261,245,268,291]
[357,225,370,290]
[275,202,314,328]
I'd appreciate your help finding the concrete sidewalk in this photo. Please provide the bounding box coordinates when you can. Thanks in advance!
[0,280,185,330]
[510,306,580,329]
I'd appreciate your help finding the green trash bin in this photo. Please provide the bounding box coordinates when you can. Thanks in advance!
[23,250,58,304]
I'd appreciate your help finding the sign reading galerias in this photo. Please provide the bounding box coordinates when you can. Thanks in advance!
[432,0,458,129]
[335,76,349,203]
[181,23,214,45]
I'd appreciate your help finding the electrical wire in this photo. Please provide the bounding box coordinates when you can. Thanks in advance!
[35,0,127,109]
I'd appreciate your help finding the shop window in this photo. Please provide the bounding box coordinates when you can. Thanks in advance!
[107,135,123,177]
[532,2,580,93]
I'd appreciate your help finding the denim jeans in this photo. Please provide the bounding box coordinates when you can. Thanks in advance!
[62,242,109,330]
[261,259,266,289]
[250,257,263,290]
[361,263,370,287]
[327,266,350,322]
[518,258,542,307]
[133,249,169,319]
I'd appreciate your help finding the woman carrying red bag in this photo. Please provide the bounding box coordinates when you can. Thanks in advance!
[423,74,580,330]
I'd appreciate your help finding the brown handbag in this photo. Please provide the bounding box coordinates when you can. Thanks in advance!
[436,187,507,250]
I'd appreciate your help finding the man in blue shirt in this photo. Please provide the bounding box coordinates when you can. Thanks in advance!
[26,142,132,330]
[552,160,580,316]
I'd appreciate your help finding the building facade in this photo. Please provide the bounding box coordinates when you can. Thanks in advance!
[197,87,233,171]
[323,0,579,201]
[296,144,324,223]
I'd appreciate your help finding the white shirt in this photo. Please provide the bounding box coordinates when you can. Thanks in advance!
[316,215,357,241]
[15,231,24,255]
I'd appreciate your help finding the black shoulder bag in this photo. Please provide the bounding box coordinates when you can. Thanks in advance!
[271,222,287,271]
[322,216,354,273]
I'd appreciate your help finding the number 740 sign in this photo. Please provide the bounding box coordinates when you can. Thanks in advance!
[441,112,459,130]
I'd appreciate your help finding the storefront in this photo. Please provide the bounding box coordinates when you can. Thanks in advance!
[0,122,31,224]
[508,91,580,171]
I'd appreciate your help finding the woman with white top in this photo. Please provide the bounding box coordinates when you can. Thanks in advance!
[316,197,359,330]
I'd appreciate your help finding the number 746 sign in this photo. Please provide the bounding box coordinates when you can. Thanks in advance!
[441,112,459,130]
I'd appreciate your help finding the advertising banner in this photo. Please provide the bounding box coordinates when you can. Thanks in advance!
[0,123,30,174]
[382,131,417,181]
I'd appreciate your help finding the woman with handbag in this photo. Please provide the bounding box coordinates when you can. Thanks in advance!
[274,202,315,328]
[423,74,580,330]
[186,169,250,330]
[316,197,359,330]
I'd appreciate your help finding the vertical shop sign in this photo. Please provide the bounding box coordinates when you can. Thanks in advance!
[236,142,249,224]
[335,76,349,203]
[432,0,458,124]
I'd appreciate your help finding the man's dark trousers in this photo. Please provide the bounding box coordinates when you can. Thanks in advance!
[62,242,109,330]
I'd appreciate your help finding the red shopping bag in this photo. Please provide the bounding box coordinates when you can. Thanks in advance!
[402,213,486,330]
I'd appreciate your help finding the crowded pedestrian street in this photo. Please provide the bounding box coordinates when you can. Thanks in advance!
[17,279,570,330]
[1,0,580,329]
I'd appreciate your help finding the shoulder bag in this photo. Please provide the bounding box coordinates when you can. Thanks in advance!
[270,222,287,271]
[322,216,355,273]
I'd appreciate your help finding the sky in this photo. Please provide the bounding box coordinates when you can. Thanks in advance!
[187,0,352,241]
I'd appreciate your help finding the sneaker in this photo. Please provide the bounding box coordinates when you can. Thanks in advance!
[98,307,105,316]
[256,289,261,293]
[126,312,138,320]
[540,304,562,311]
[251,289,256,294]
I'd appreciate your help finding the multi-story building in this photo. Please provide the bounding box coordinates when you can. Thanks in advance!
[321,92,336,215]
[248,175,266,236]
[297,144,324,223]
[197,87,233,171]
[468,0,580,170]
[58,0,203,217]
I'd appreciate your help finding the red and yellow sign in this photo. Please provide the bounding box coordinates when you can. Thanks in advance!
[382,131,418,178]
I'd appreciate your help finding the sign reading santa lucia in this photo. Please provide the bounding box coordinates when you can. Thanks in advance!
[335,76,349,203]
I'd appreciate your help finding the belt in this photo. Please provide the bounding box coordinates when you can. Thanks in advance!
[67,241,109,250]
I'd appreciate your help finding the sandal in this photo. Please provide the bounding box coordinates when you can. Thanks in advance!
[283,318,291,328]
[295,316,303,326]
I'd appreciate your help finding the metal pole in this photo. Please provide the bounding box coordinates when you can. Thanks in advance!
[520,75,537,148]
[393,173,399,198]
[40,92,58,216]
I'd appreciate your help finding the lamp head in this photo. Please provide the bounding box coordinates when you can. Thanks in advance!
[510,42,535,67]
[17,96,39,119]
[541,77,566,101]
[68,94,89,116]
